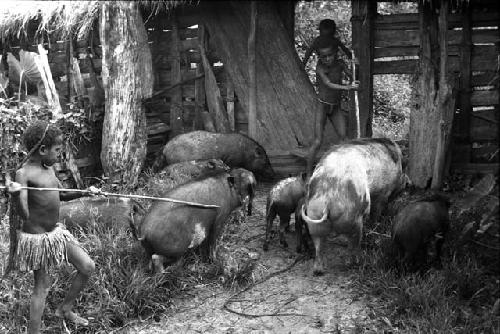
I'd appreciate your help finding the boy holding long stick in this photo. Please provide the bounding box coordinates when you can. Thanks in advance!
[6,120,100,333]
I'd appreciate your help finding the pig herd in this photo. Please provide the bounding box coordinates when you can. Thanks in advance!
[60,130,451,276]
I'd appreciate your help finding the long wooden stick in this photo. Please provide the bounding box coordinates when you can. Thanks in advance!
[0,186,219,208]
[352,51,360,139]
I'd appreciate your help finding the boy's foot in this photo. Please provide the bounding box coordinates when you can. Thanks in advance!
[55,308,89,326]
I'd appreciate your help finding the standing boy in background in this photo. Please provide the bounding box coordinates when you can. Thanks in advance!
[7,120,100,333]
[303,19,359,176]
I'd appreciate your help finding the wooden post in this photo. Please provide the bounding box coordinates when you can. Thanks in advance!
[227,78,235,131]
[351,0,375,137]
[99,1,152,187]
[431,0,456,189]
[194,27,206,130]
[248,0,257,139]
[198,25,230,133]
[170,15,184,137]
[66,38,73,100]
[35,45,63,116]
[409,1,440,188]
[71,56,85,97]
[457,3,472,161]
[35,44,84,188]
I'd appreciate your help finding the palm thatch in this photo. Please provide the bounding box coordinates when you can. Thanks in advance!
[0,0,190,41]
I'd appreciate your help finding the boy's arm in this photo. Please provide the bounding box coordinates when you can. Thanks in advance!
[317,65,359,91]
[57,176,89,201]
[58,177,102,201]
[14,170,29,220]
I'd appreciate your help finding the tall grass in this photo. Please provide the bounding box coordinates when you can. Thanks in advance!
[0,169,257,333]
[355,225,499,333]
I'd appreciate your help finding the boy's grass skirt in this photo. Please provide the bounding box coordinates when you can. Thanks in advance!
[15,224,79,272]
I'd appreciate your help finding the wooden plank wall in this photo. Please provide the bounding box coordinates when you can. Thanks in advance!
[373,6,499,171]
[143,9,248,163]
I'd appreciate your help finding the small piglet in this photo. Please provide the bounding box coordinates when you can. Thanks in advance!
[391,194,451,272]
[263,172,307,251]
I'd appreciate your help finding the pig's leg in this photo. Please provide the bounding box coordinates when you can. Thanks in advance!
[263,205,277,251]
[295,212,304,253]
[369,194,388,226]
[311,234,325,276]
[278,213,290,249]
[348,216,363,266]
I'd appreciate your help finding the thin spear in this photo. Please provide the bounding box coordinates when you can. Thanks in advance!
[0,186,219,208]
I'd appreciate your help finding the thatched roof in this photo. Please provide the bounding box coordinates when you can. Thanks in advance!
[0,1,188,41]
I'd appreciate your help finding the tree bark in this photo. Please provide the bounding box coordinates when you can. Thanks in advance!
[248,1,257,138]
[201,1,324,151]
[410,1,458,189]
[351,0,375,138]
[431,0,456,189]
[100,1,152,186]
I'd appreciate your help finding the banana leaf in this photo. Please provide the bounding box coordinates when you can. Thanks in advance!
[7,50,42,87]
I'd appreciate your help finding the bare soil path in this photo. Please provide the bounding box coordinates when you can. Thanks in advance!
[123,182,380,334]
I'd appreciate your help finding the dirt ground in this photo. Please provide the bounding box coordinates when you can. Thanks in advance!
[123,181,382,334]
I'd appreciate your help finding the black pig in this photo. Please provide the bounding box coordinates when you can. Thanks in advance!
[391,194,451,272]
[154,130,275,179]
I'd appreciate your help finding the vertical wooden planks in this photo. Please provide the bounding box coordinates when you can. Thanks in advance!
[351,0,375,137]
[432,0,456,189]
[227,78,235,131]
[248,0,257,139]
[457,3,472,159]
[170,14,184,137]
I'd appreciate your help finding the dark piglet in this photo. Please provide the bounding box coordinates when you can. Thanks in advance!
[263,173,307,251]
[135,168,256,272]
[391,194,451,272]
[60,197,145,235]
[153,130,275,179]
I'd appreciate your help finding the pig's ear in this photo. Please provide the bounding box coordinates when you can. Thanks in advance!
[227,176,235,186]
[300,172,307,181]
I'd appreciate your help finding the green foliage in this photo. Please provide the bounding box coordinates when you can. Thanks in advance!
[0,97,97,180]
[0,98,52,174]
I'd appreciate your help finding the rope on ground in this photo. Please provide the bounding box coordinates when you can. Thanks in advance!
[222,254,311,318]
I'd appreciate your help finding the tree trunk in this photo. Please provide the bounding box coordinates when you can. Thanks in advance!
[409,1,440,188]
[431,0,456,189]
[351,0,375,138]
[100,1,152,186]
[201,1,325,151]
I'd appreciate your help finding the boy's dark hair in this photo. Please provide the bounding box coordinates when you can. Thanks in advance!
[23,120,63,151]
[318,19,336,33]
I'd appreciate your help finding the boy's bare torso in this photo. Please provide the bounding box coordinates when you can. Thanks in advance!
[18,163,61,234]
